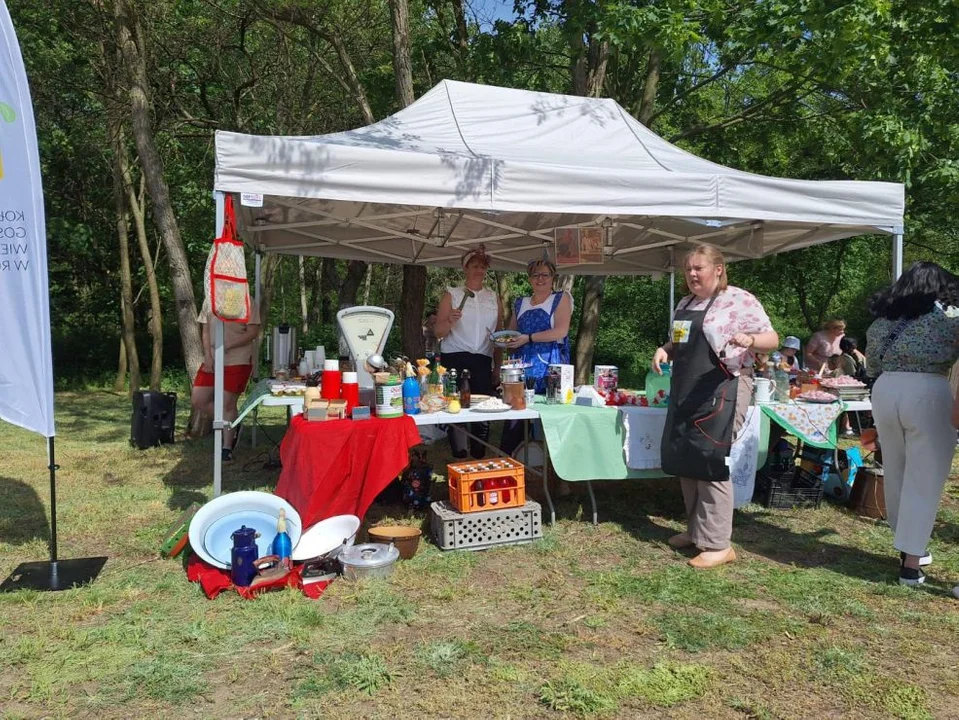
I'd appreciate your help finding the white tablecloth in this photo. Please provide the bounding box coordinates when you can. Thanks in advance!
[619,405,761,508]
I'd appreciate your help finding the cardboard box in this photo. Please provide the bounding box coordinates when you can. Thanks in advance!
[327,399,348,420]
[305,399,329,421]
[549,363,575,404]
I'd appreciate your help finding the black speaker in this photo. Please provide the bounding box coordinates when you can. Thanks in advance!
[131,391,177,449]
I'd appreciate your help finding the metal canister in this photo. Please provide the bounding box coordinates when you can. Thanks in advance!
[500,365,526,385]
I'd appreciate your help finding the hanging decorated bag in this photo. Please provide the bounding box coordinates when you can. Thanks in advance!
[204,194,250,322]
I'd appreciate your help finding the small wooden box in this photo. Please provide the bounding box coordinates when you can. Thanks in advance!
[160,502,200,558]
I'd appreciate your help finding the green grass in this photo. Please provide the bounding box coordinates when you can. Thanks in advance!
[0,390,958,717]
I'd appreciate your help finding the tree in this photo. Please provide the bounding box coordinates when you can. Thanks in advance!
[113,0,204,411]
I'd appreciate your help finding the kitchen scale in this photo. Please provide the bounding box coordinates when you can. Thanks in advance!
[336,306,395,390]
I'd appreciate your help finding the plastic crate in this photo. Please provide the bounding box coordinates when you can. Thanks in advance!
[754,467,824,509]
[430,500,542,551]
[447,457,526,514]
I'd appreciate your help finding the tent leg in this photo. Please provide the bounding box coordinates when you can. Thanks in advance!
[253,250,262,381]
[213,191,226,497]
[0,437,107,592]
[893,232,903,279]
[668,270,676,330]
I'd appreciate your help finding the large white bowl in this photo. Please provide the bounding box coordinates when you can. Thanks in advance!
[189,491,302,569]
[292,514,361,561]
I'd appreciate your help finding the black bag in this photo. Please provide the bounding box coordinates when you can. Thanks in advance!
[130,391,177,449]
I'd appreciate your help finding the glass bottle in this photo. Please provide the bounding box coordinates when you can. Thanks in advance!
[460,370,471,408]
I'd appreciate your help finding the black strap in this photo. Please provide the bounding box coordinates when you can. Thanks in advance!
[876,318,913,365]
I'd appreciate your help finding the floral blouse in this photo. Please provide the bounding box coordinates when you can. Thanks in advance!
[676,286,775,373]
[866,303,959,377]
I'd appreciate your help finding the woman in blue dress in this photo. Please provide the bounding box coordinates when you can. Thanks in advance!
[500,259,573,454]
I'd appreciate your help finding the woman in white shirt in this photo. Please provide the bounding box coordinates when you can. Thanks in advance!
[434,246,503,458]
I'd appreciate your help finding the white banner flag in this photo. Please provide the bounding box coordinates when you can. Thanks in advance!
[0,1,55,438]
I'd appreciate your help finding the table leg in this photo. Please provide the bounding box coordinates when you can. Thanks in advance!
[542,435,556,527]
[251,407,258,449]
[586,481,598,526]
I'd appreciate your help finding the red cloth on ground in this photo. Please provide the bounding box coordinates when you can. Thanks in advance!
[275,414,420,528]
[186,553,331,600]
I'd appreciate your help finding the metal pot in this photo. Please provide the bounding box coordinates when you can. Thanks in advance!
[338,542,399,580]
[500,365,526,385]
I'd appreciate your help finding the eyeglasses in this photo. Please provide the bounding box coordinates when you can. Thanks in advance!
[530,272,553,280]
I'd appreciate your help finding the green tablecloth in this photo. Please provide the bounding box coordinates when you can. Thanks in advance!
[760,400,845,449]
[535,400,770,483]
[534,401,663,482]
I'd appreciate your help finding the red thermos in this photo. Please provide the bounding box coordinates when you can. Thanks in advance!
[341,371,360,414]
[321,359,341,400]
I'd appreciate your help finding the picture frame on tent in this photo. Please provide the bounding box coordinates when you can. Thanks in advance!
[579,227,603,264]
[555,227,580,265]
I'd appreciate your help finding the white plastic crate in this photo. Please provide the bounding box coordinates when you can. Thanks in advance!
[430,500,542,551]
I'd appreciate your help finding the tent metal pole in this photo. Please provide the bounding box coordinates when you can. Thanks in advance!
[213,191,225,497]
[668,270,676,329]
[253,250,262,381]
[893,232,903,279]
[48,436,58,562]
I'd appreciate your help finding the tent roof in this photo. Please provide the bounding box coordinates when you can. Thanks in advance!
[214,79,904,275]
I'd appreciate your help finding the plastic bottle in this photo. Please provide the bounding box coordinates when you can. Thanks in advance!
[402,365,421,415]
[271,509,292,570]
[321,359,341,400]
[341,371,360,414]
[645,363,672,407]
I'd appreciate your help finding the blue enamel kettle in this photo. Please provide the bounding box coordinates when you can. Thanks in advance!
[230,526,259,587]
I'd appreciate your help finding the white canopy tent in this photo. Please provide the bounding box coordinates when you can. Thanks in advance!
[208,79,905,495]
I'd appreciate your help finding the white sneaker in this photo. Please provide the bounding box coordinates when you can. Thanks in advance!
[901,551,932,567]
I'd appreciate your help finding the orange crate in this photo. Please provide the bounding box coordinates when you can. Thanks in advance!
[447,457,526,513]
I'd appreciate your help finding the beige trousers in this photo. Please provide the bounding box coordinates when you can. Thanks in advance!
[871,372,955,557]
[680,373,753,550]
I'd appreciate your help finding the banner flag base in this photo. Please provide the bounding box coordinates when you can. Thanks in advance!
[0,557,107,593]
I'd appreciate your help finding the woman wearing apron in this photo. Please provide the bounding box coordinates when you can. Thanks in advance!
[651,244,778,569]
[500,259,573,454]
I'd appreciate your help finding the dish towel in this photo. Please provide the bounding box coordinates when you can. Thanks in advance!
[186,553,331,600]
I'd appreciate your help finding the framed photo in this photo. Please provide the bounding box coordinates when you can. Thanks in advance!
[554,227,580,265]
[579,227,603,263]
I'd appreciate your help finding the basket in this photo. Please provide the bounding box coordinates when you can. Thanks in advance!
[848,467,886,519]
[430,500,542,551]
[754,467,824,509]
[447,457,526,513]
[368,525,422,559]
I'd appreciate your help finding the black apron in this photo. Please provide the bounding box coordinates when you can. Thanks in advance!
[660,294,739,482]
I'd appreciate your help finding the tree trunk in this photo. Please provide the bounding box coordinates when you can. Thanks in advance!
[566,9,612,386]
[115,0,204,428]
[496,271,512,326]
[451,0,469,76]
[337,260,368,309]
[123,151,163,391]
[401,264,427,359]
[114,335,128,393]
[110,122,141,396]
[388,0,425,356]
[321,258,337,323]
[298,255,309,334]
[388,0,416,108]
[574,275,605,385]
[363,262,373,305]
[308,257,324,329]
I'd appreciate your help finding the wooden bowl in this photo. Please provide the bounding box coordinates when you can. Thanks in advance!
[367,525,422,560]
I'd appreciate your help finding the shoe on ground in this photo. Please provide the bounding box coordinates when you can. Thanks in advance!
[688,547,736,569]
[222,447,233,463]
[900,551,932,567]
[899,567,925,587]
[668,532,695,549]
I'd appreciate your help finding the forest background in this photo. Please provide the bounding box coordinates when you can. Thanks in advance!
[8,0,959,402]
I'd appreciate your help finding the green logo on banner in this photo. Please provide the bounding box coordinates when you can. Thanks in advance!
[0,101,17,180]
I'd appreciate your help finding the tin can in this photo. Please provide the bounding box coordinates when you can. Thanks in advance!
[374,380,403,418]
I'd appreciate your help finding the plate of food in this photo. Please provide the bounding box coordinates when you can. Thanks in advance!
[471,397,512,413]
[490,330,522,347]
[798,390,839,404]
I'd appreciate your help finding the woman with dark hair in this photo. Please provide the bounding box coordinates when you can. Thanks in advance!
[866,261,959,586]
[838,336,867,379]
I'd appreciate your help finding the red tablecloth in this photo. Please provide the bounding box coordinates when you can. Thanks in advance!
[275,414,421,527]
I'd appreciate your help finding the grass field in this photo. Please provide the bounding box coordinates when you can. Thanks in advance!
[1,390,958,719]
